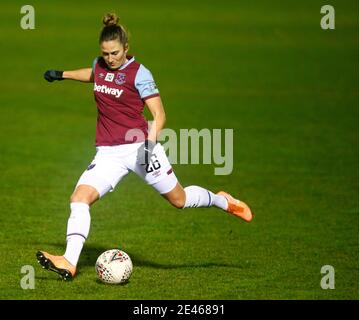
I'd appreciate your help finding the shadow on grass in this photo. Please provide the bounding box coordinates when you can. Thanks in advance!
[82,244,244,270]
[36,242,244,270]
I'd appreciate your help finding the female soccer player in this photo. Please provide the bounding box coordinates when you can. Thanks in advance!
[37,13,253,280]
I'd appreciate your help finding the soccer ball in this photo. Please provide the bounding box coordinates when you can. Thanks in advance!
[95,249,133,284]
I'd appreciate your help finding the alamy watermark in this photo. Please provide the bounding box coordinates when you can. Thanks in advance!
[20,5,35,29]
[126,123,234,175]
[21,5,335,31]
[20,265,35,289]
[320,265,335,289]
[321,5,335,30]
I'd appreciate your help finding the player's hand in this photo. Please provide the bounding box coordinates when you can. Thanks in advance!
[137,139,156,165]
[44,70,64,82]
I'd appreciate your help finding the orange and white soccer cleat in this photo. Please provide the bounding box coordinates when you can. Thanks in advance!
[217,191,253,222]
[36,251,76,280]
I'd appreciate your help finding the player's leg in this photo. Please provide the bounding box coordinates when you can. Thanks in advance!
[37,148,129,280]
[134,143,253,221]
[60,184,99,268]
[37,184,100,280]
[161,182,253,222]
[161,182,225,209]
[36,184,108,280]
[70,184,100,204]
[158,181,224,210]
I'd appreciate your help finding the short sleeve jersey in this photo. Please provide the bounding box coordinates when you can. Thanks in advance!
[92,55,160,146]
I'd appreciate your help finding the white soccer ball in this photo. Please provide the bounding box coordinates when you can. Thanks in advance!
[95,249,133,284]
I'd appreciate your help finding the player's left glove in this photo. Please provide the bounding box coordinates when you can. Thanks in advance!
[137,139,156,165]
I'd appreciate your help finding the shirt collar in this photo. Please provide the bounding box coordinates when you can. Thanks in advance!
[119,55,135,70]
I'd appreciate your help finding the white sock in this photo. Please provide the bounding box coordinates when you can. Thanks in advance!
[183,185,228,210]
[64,202,91,266]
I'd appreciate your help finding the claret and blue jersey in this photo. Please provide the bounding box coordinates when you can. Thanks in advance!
[92,55,160,146]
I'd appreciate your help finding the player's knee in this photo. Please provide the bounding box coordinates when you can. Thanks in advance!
[161,183,186,209]
[70,185,99,205]
[169,196,186,209]
[70,193,88,204]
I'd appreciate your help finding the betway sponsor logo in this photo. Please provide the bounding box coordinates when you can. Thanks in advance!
[94,83,123,98]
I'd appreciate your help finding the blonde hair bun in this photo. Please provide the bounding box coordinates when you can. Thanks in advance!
[103,13,119,27]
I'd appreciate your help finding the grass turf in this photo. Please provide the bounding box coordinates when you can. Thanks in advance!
[0,0,358,299]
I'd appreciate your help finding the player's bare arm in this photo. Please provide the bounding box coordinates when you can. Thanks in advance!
[135,96,166,165]
[63,68,94,82]
[145,96,166,142]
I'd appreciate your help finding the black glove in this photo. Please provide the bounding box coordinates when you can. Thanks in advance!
[44,70,64,82]
[137,140,156,165]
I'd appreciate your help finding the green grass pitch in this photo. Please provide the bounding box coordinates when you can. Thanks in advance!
[0,0,358,299]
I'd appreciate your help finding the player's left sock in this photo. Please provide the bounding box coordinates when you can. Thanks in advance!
[183,185,228,210]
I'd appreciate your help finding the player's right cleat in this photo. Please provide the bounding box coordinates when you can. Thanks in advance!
[217,191,253,222]
[36,251,76,281]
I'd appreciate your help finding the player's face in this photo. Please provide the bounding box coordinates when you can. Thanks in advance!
[101,40,129,70]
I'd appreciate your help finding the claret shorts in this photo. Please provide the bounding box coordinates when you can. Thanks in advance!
[75,142,178,197]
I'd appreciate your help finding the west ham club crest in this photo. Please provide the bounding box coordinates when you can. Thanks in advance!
[115,73,126,85]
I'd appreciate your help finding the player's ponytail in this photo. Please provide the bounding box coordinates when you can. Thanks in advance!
[99,13,128,46]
